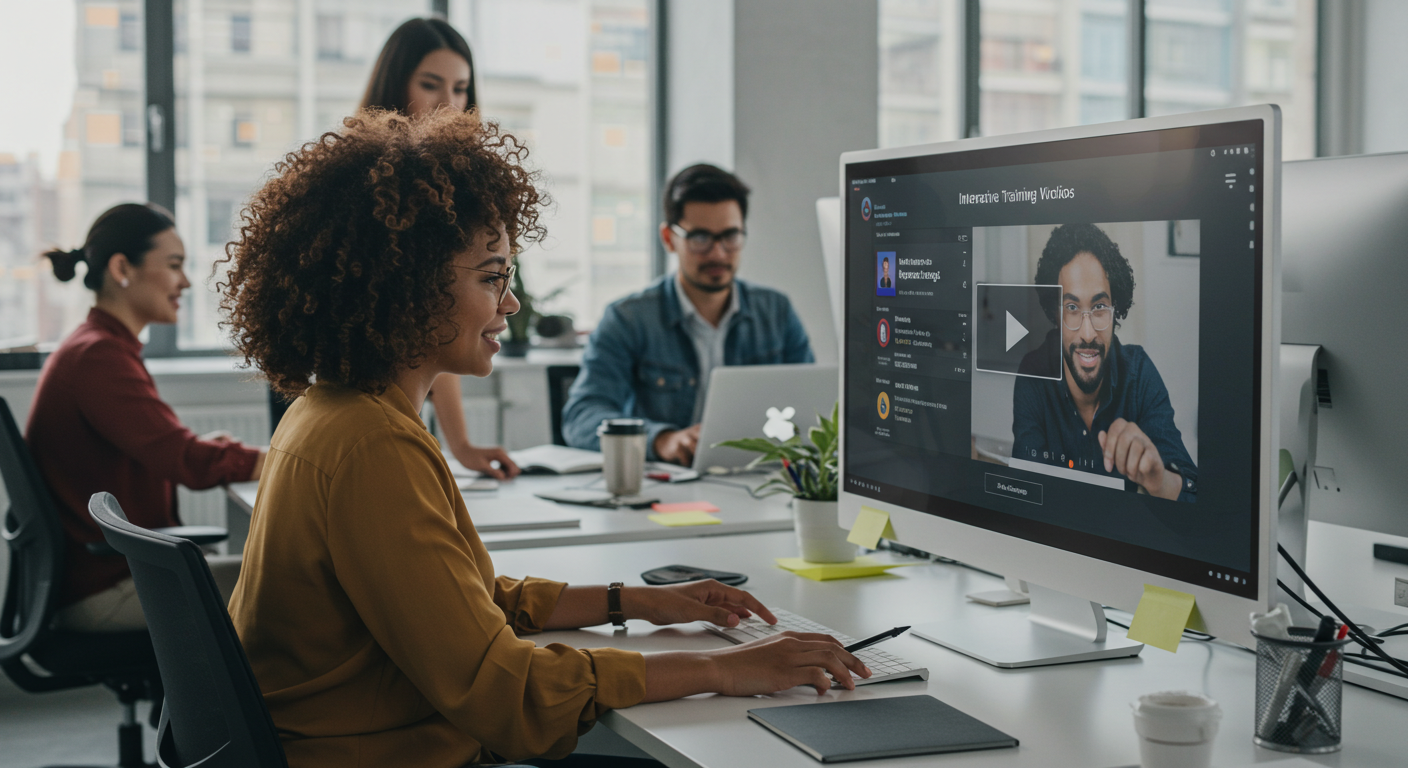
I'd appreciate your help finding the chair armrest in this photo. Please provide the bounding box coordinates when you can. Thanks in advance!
[87,526,230,555]
[153,526,229,546]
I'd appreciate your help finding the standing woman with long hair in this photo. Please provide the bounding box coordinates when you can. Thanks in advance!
[360,17,519,479]
[27,203,265,631]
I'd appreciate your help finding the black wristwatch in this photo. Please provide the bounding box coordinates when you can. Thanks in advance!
[607,582,626,627]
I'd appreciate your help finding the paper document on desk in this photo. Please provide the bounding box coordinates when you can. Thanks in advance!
[1213,759,1324,768]
[509,445,603,474]
[467,498,581,533]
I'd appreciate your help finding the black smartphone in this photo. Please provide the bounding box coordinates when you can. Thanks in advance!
[641,564,748,586]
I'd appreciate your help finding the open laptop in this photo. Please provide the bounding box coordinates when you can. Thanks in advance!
[692,364,839,472]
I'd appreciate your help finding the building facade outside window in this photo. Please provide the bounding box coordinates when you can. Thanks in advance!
[878,0,1317,161]
[1,0,654,353]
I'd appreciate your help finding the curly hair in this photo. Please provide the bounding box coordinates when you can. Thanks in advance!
[1034,223,1135,326]
[219,108,545,396]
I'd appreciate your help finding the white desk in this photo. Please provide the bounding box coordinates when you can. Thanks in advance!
[486,527,1408,768]
[225,473,794,554]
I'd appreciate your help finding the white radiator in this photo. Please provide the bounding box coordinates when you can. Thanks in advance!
[172,404,270,529]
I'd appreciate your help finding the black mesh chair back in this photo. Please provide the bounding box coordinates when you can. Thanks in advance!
[89,492,287,768]
[0,396,65,673]
[547,365,581,446]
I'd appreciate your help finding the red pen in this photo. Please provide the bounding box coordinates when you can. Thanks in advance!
[1314,623,1350,680]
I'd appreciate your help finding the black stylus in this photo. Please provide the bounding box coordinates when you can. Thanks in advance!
[844,626,911,653]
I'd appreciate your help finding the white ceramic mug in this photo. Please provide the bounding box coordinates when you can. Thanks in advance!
[1130,691,1222,768]
[792,499,856,563]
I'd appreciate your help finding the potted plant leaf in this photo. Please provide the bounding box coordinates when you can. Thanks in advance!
[716,402,855,562]
[503,268,566,357]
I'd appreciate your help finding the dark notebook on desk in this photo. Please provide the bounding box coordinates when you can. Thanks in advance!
[747,695,1017,763]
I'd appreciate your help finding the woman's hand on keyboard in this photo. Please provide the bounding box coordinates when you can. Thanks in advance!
[712,633,872,695]
[623,580,777,628]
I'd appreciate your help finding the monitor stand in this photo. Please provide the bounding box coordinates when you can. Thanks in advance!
[912,583,1143,668]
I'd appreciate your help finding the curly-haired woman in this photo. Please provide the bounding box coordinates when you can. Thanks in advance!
[221,109,869,767]
[357,16,520,480]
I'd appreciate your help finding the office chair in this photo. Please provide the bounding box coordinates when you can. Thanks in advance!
[0,397,161,768]
[546,365,580,446]
[89,493,288,768]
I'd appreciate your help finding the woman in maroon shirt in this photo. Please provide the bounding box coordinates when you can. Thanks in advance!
[27,202,265,632]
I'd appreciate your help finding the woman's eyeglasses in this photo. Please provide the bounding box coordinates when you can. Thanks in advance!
[453,262,517,306]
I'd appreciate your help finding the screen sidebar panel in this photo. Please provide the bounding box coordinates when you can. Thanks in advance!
[840,117,1277,613]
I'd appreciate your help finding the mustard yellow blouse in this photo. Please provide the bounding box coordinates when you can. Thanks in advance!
[229,383,646,767]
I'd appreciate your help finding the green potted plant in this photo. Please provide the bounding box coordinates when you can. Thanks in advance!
[503,268,566,357]
[717,402,855,562]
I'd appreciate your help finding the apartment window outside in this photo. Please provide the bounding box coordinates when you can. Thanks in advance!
[119,11,141,51]
[230,13,251,53]
[316,14,344,60]
[879,0,1316,159]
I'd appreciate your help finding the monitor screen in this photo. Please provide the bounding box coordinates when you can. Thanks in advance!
[843,121,1266,599]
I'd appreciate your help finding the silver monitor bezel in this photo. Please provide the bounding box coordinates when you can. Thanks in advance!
[837,105,1281,646]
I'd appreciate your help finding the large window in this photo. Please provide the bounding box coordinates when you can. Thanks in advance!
[174,0,653,349]
[1,0,654,354]
[878,0,1317,160]
[0,2,145,350]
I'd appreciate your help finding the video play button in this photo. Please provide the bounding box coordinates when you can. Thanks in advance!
[1005,311,1028,352]
[975,284,1061,379]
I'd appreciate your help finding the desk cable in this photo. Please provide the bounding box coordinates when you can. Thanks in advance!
[1277,543,1408,679]
[700,475,775,500]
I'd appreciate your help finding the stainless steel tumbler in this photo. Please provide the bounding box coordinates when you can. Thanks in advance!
[598,418,647,497]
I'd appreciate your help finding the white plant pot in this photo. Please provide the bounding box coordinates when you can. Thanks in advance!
[792,498,856,563]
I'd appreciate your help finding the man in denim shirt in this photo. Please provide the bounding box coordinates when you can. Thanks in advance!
[563,165,814,464]
[1012,224,1197,502]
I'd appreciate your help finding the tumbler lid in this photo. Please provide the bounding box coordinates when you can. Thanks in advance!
[598,418,646,435]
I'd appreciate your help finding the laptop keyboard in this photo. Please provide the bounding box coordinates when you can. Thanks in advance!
[704,608,929,687]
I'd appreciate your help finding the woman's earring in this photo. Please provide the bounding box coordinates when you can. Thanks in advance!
[119,278,130,288]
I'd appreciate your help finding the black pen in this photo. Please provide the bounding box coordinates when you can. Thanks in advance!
[844,626,911,654]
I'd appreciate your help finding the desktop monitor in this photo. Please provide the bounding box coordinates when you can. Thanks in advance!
[1282,150,1408,540]
[837,106,1281,666]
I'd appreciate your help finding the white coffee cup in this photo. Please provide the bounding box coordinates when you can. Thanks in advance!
[792,498,856,563]
[1130,691,1222,768]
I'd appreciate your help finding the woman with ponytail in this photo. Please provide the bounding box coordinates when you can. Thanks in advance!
[358,17,520,480]
[26,202,266,632]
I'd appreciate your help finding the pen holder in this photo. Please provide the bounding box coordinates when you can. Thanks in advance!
[1252,631,1350,754]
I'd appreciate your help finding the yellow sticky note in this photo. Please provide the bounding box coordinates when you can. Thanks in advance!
[1126,584,1206,653]
[846,506,896,548]
[647,511,721,527]
[774,556,917,581]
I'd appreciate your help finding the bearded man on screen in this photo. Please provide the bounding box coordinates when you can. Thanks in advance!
[1011,223,1198,502]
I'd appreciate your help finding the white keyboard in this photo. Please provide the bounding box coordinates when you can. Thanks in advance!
[704,608,929,687]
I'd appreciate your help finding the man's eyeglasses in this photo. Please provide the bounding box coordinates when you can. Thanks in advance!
[1062,302,1114,331]
[670,225,746,254]
[453,262,517,306]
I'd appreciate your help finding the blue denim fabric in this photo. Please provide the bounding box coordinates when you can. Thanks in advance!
[563,276,814,458]
[1012,331,1198,502]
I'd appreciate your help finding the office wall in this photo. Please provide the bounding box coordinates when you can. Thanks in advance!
[666,0,733,173]
[731,0,878,367]
[1363,0,1408,154]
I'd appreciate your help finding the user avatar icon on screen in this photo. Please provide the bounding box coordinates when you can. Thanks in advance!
[876,252,896,297]
[861,197,872,221]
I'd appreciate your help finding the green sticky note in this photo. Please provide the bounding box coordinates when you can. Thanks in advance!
[775,556,916,582]
[847,506,896,548]
[1126,584,1206,653]
[647,511,720,527]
